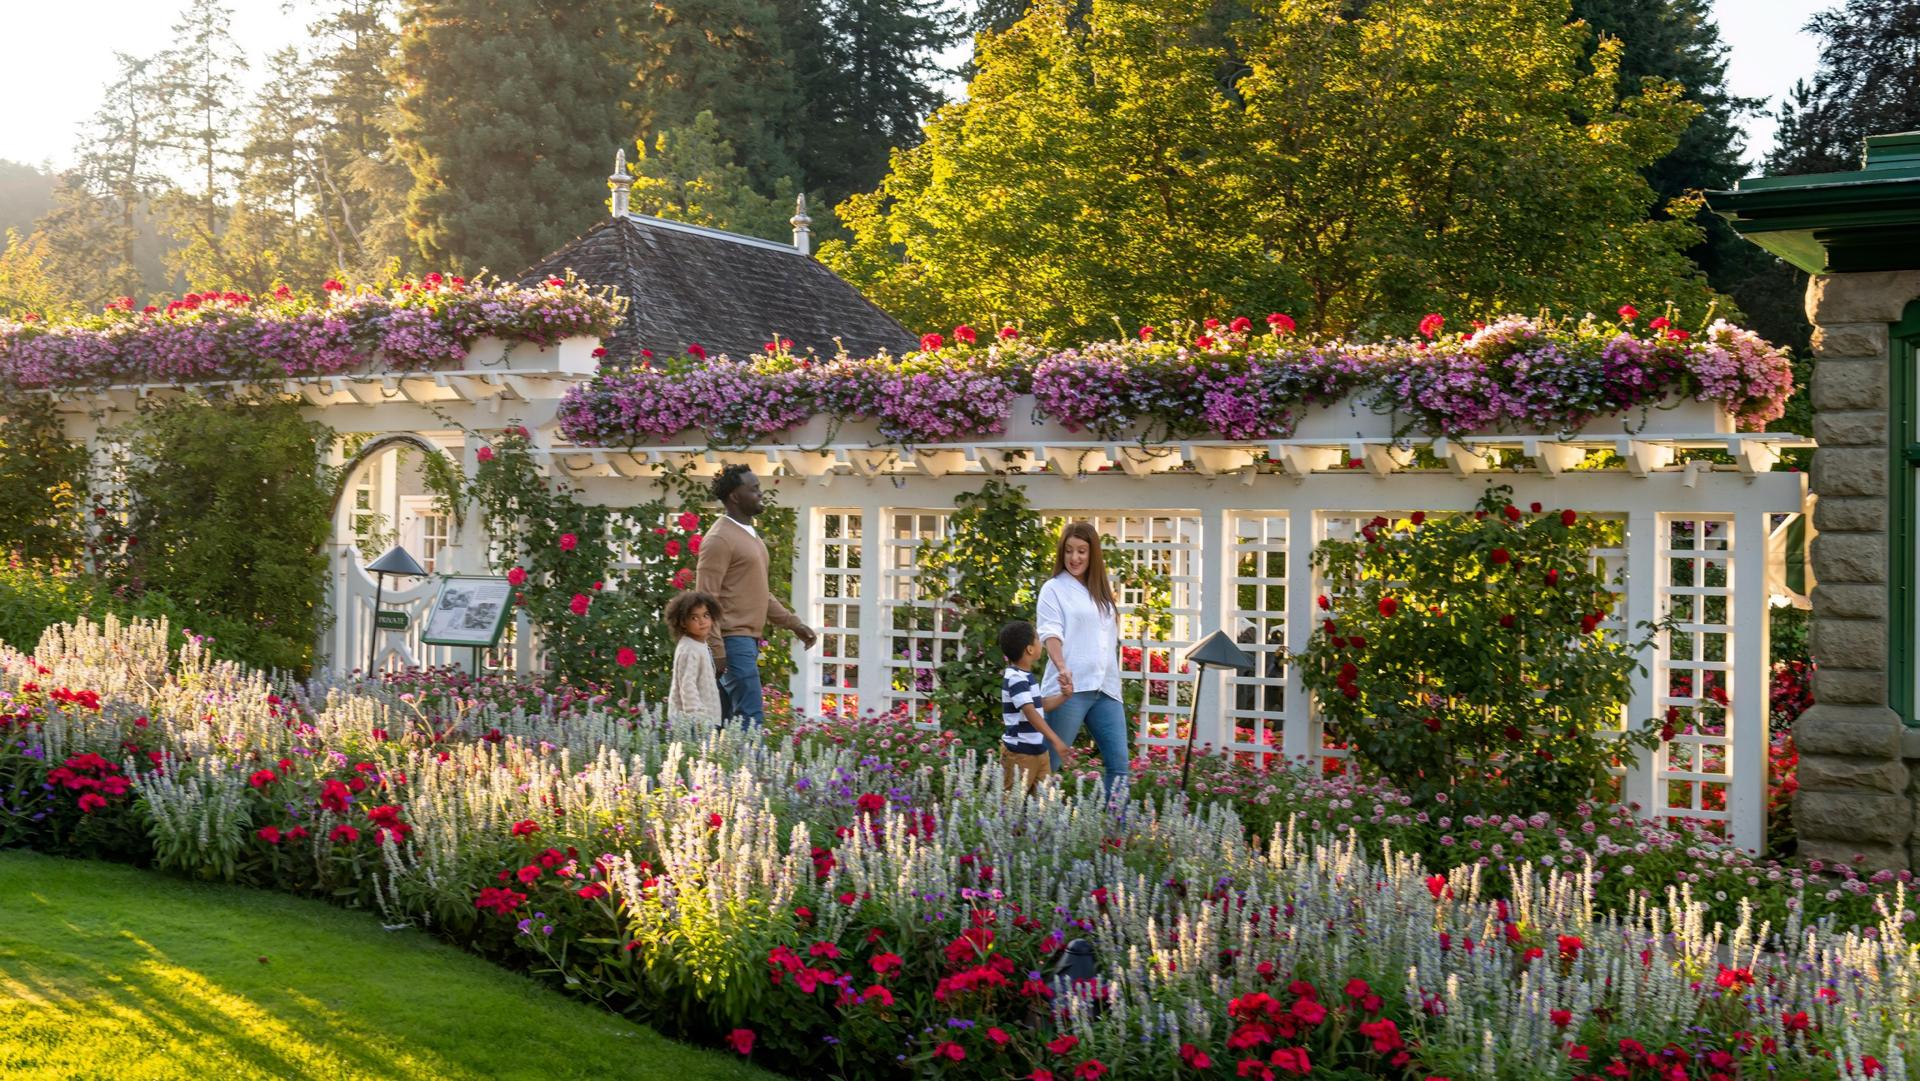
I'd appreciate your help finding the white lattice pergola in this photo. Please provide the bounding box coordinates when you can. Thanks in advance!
[41,342,1813,851]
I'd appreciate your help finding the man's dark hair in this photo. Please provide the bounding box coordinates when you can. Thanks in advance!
[712,463,754,504]
[999,620,1037,663]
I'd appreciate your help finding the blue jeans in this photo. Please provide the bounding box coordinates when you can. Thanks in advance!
[1045,690,1130,797]
[716,635,764,725]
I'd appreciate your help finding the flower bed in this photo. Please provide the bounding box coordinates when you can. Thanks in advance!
[6,619,1911,1081]
[555,312,1792,447]
[0,274,623,389]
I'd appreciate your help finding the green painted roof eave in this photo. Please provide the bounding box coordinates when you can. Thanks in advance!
[1707,131,1920,275]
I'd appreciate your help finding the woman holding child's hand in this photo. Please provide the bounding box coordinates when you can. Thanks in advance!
[1035,521,1129,797]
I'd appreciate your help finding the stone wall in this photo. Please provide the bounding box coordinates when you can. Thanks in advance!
[1796,271,1920,869]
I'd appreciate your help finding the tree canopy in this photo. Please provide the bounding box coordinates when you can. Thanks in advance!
[823,0,1724,341]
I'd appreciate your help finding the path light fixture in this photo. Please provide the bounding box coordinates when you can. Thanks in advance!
[364,544,428,675]
[1178,629,1255,792]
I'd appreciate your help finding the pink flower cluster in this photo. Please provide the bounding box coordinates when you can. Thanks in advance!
[0,275,623,389]
[558,313,1795,447]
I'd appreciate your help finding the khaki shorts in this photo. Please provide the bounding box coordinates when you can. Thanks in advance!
[1001,747,1052,794]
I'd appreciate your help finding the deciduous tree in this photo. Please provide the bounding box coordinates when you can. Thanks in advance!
[824,0,1721,341]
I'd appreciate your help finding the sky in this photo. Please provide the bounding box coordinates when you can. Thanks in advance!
[0,0,1837,178]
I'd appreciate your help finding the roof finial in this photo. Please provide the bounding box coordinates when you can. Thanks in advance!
[609,149,629,218]
[790,193,812,256]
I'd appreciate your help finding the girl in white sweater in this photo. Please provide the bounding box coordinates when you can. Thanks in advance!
[665,591,725,721]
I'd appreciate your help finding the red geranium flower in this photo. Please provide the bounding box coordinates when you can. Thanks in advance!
[920,331,945,351]
[954,324,977,345]
[1266,312,1295,334]
[511,819,540,836]
[726,1029,755,1055]
[1048,1035,1079,1055]
[1617,304,1638,321]
[1418,313,1444,339]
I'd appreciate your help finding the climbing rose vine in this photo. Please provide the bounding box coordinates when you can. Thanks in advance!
[1301,485,1664,818]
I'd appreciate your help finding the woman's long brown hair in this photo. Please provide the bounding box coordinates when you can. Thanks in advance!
[1053,521,1117,616]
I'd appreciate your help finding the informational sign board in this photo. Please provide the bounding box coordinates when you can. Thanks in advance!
[420,576,513,648]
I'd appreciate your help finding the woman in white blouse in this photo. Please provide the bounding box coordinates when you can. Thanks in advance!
[1035,521,1129,796]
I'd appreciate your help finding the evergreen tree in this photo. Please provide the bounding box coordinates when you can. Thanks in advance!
[214,50,335,289]
[299,0,414,276]
[628,111,800,241]
[797,0,960,205]
[391,0,639,274]
[1771,0,1920,175]
[1574,1,1756,199]
[37,52,170,304]
[824,0,1718,340]
[152,1,252,283]
[632,0,806,197]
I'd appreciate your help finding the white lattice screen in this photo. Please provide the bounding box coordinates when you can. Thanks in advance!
[884,510,958,725]
[1226,513,1292,764]
[811,510,864,717]
[1657,515,1736,827]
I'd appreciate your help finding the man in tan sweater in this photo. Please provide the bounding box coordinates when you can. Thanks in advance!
[694,466,815,724]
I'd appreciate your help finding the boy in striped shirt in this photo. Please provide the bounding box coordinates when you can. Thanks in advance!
[999,620,1070,795]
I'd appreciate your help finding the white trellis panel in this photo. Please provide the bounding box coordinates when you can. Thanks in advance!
[882,510,958,727]
[799,509,867,718]
[1226,513,1293,764]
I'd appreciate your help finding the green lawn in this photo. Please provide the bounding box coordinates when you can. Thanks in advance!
[0,850,781,1081]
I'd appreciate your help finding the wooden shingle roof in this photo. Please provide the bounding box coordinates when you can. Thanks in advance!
[518,214,916,363]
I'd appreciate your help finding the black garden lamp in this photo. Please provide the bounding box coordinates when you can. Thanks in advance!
[1178,629,1255,792]
[364,544,428,675]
